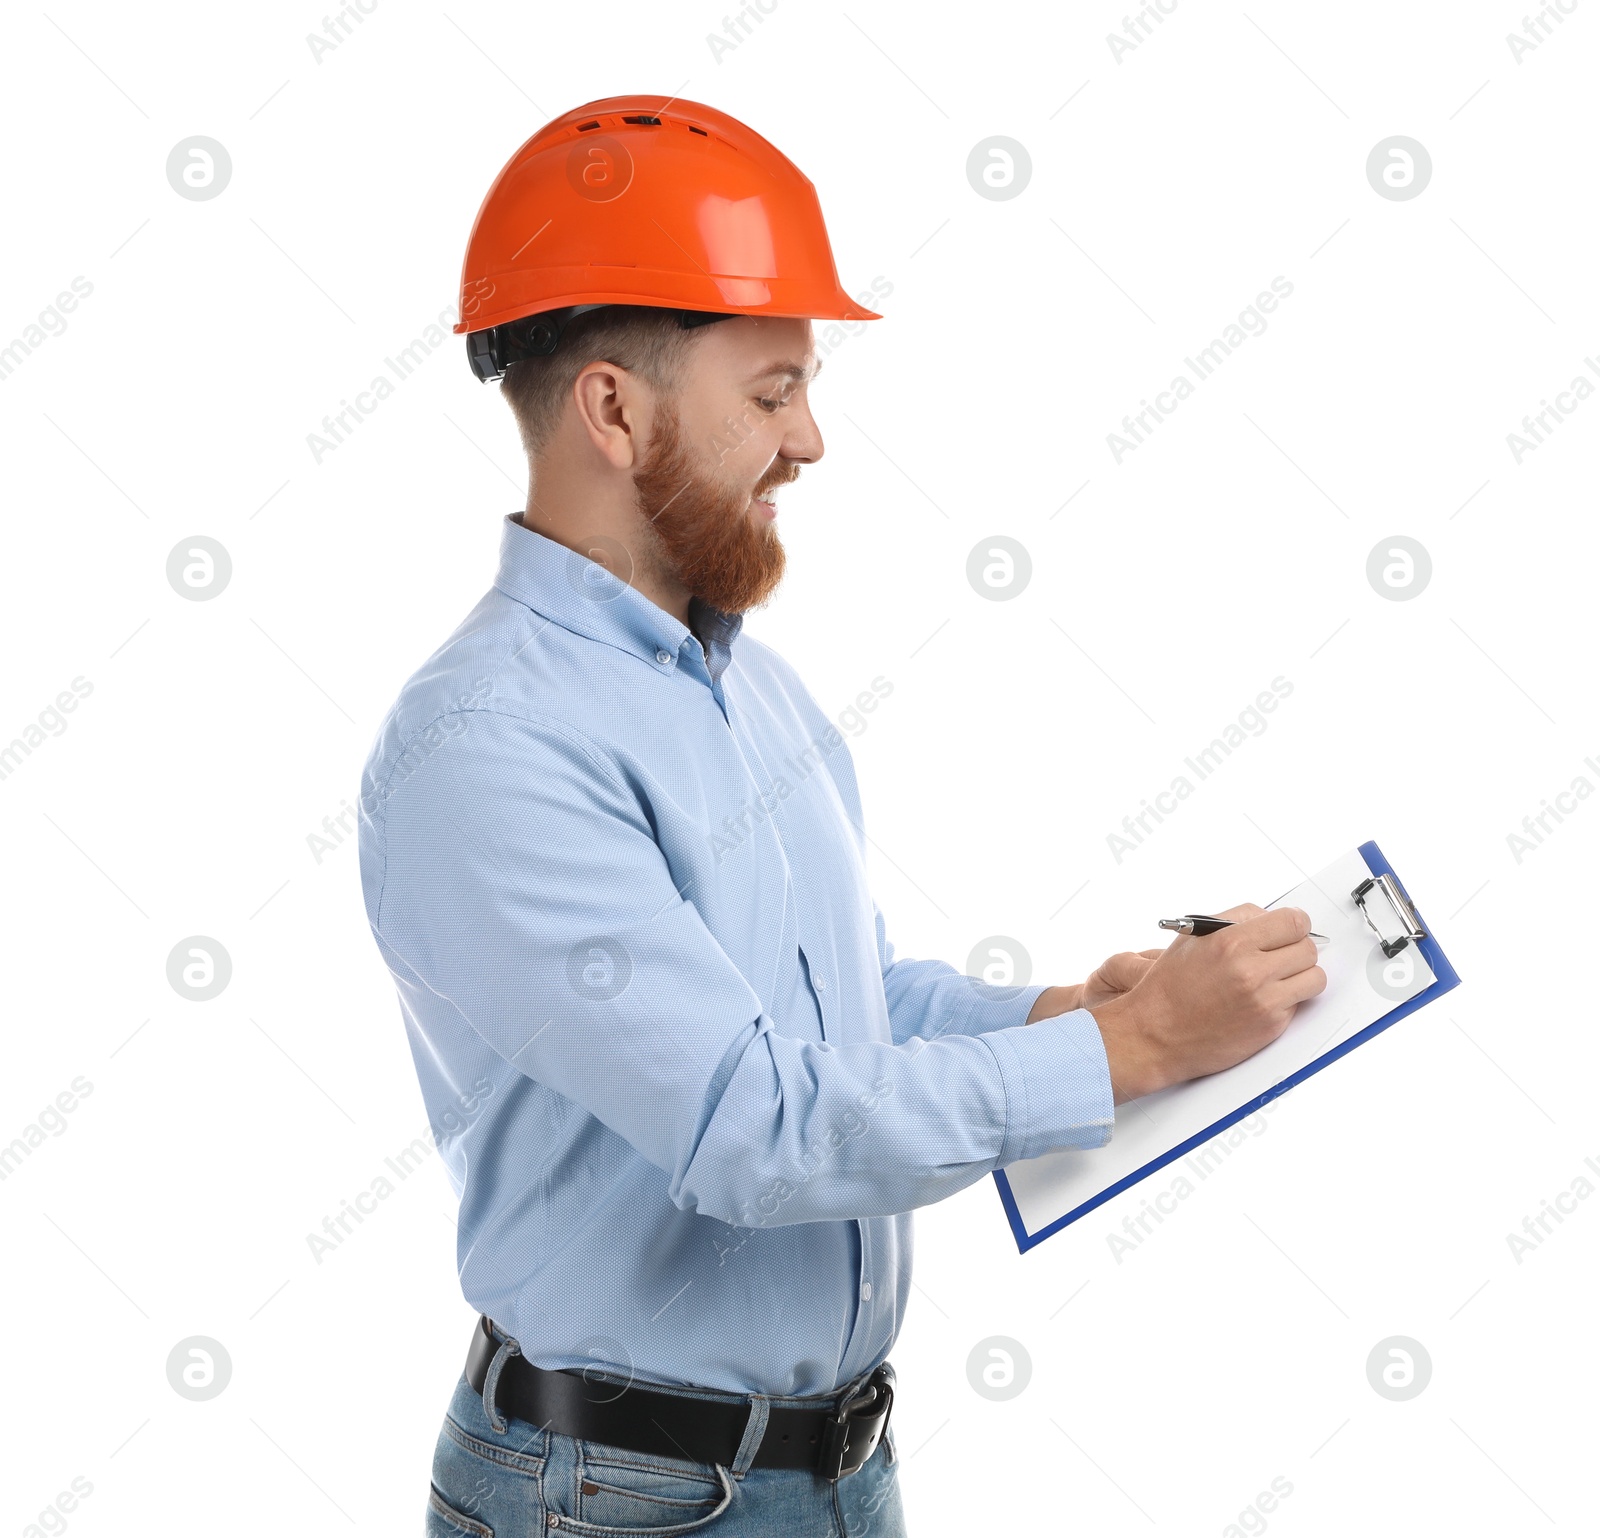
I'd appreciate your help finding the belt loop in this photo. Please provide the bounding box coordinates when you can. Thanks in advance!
[729,1394,770,1479]
[481,1330,522,1434]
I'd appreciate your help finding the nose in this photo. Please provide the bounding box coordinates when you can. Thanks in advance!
[782,398,824,465]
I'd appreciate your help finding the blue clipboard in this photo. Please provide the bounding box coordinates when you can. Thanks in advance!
[993,840,1462,1254]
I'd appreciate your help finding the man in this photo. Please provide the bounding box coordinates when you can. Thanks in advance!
[357,96,1325,1537]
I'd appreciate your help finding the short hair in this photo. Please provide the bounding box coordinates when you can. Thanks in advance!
[500,305,701,459]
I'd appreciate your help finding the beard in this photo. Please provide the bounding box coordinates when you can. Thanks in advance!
[631,401,794,616]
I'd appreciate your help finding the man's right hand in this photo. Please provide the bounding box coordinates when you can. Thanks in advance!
[1089,904,1327,1105]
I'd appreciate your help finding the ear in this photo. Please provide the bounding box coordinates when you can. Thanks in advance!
[571,361,651,470]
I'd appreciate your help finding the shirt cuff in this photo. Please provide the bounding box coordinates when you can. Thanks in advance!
[983,1007,1116,1165]
[953,977,1051,1037]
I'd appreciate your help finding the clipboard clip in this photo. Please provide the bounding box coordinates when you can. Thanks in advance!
[1352,872,1426,959]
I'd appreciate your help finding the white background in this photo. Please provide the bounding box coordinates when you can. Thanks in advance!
[2,2,1596,1534]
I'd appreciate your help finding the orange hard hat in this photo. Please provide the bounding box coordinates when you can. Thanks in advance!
[454,94,880,380]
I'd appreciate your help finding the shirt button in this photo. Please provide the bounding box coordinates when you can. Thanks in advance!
[861,1281,872,1301]
[655,648,672,665]
[812,972,827,991]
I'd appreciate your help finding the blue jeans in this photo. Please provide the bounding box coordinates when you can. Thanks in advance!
[425,1356,909,1537]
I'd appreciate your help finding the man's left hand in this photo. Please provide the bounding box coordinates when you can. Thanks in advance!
[1080,948,1167,1009]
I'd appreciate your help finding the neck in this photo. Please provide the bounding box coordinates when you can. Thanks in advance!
[520,478,693,628]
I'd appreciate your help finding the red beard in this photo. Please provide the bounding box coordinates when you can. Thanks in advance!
[632,403,794,616]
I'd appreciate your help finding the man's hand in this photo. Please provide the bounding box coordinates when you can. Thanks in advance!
[1090,904,1327,1105]
[1080,948,1167,1009]
[1024,946,1211,1022]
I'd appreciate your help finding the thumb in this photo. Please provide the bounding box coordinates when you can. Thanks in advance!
[1097,951,1154,991]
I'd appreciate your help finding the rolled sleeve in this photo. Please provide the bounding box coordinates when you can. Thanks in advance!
[982,1008,1116,1165]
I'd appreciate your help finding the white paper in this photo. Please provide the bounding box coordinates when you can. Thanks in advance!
[1002,847,1436,1238]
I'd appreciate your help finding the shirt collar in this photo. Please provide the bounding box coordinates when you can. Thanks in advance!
[493,514,744,681]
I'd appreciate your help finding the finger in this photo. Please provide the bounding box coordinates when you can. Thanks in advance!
[1264,965,1327,1011]
[1096,952,1151,990]
[1136,948,1165,961]
[1212,902,1266,924]
[1236,906,1313,950]
[1263,936,1320,980]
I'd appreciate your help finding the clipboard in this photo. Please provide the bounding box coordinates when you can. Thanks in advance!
[993,840,1462,1254]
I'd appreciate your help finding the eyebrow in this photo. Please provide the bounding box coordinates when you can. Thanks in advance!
[745,357,824,386]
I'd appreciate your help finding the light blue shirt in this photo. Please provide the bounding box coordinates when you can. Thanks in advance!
[358,513,1115,1397]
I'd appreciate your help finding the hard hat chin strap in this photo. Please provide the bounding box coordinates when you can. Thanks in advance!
[467,305,735,383]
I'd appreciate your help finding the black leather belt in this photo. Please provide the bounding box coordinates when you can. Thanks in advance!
[464,1316,894,1482]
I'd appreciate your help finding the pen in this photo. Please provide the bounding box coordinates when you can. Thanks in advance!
[1159,913,1328,942]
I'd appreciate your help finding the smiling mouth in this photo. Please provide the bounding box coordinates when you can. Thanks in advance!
[752,496,777,520]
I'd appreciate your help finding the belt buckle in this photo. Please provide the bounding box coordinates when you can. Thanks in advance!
[817,1367,894,1483]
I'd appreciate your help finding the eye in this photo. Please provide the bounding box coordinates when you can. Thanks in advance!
[756,396,783,414]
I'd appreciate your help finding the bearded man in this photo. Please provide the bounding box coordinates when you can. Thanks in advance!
[357,96,1322,1538]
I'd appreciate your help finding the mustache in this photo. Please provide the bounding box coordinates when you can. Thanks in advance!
[756,461,801,497]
